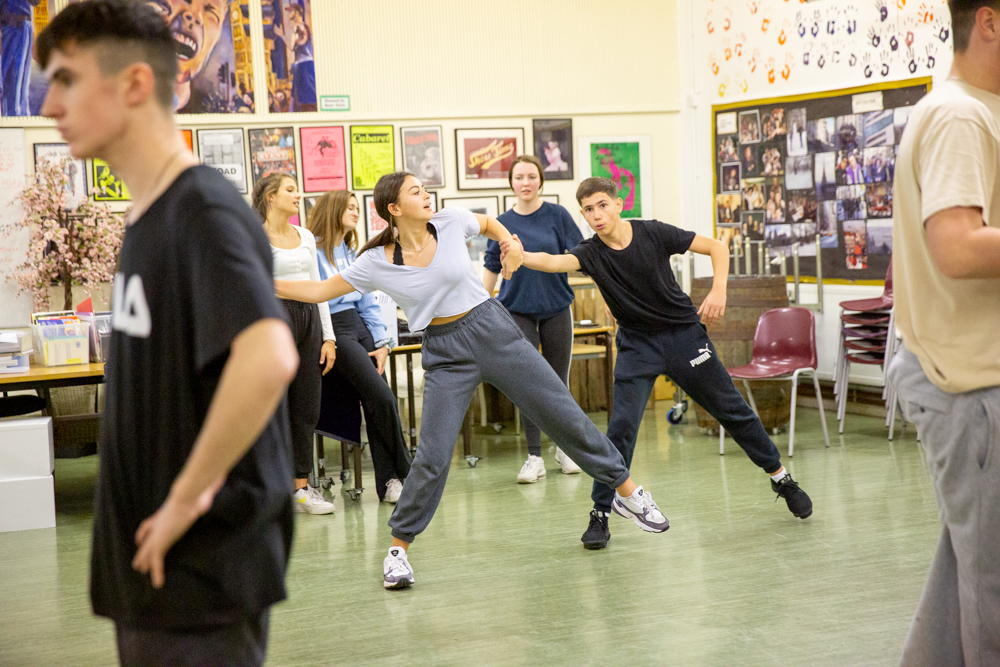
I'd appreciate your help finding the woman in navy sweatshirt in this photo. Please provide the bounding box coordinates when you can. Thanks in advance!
[484,156,584,483]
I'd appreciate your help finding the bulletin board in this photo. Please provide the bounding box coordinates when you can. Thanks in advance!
[712,77,931,283]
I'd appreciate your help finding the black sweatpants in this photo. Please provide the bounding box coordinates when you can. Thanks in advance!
[115,612,269,667]
[329,308,411,500]
[509,307,574,456]
[591,322,784,513]
[281,299,322,481]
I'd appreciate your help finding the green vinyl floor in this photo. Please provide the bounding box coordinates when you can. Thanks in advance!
[0,404,939,666]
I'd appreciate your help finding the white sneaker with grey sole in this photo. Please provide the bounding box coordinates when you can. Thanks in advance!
[612,486,670,532]
[554,447,582,474]
[292,486,335,515]
[384,478,403,504]
[383,547,414,589]
[517,455,546,483]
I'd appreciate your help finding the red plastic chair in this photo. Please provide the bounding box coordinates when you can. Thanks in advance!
[839,260,893,312]
[721,308,830,457]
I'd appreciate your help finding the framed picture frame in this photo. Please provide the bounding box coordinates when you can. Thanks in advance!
[33,143,87,209]
[90,159,131,201]
[363,193,388,241]
[532,118,573,180]
[442,195,500,218]
[455,128,524,190]
[300,126,347,193]
[350,125,395,190]
[577,135,652,219]
[503,194,559,211]
[400,125,445,189]
[302,195,320,223]
[197,128,248,194]
[248,127,297,184]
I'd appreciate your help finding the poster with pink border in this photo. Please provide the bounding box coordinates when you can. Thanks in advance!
[300,127,347,193]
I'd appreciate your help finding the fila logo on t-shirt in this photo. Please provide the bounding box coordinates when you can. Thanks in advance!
[689,345,712,368]
[112,273,151,338]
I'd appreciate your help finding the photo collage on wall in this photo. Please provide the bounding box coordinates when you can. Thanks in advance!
[713,81,928,281]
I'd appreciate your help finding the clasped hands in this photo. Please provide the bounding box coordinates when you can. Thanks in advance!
[499,235,524,278]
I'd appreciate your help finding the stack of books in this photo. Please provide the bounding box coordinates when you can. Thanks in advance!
[0,329,33,374]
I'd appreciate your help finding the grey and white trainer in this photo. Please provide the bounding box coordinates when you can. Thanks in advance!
[383,547,414,590]
[611,486,670,533]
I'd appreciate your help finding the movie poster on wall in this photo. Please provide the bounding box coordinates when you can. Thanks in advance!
[455,128,524,190]
[91,159,130,201]
[198,129,248,193]
[577,136,652,219]
[532,119,573,180]
[261,0,316,112]
[350,126,395,191]
[400,126,445,189]
[363,194,388,241]
[248,127,297,184]
[300,127,347,192]
[33,143,87,209]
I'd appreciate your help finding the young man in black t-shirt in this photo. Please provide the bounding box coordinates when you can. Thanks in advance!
[506,177,813,549]
[38,3,299,664]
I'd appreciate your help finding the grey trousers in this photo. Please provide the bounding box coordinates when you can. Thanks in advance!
[389,299,631,542]
[888,346,1000,667]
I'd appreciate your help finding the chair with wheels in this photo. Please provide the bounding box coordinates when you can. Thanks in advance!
[721,307,830,457]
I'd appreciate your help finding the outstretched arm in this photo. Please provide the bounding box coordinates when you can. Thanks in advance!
[474,213,522,278]
[502,234,581,273]
[275,275,356,304]
[688,234,729,325]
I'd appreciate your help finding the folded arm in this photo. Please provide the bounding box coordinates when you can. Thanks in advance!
[925,206,1000,279]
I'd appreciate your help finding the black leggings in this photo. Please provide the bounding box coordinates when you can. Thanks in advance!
[329,308,411,500]
[281,299,322,481]
[509,308,574,456]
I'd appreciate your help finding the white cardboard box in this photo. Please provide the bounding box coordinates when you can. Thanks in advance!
[0,417,54,481]
[0,475,56,532]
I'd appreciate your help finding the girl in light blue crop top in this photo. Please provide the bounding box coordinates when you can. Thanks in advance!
[307,191,411,503]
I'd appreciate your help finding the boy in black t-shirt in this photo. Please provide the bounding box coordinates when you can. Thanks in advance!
[505,177,813,549]
[38,3,299,664]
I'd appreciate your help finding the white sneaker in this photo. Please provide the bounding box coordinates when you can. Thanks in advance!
[293,486,335,515]
[611,486,670,533]
[384,478,403,504]
[383,546,414,589]
[554,447,582,474]
[517,455,547,483]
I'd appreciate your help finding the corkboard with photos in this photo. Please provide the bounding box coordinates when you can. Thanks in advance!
[712,78,931,283]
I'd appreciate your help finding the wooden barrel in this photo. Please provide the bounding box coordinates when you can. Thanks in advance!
[689,276,791,431]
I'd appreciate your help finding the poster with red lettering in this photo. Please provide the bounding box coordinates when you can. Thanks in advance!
[455,128,524,190]
[300,126,347,193]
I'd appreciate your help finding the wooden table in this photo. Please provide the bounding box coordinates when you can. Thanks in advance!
[0,362,105,393]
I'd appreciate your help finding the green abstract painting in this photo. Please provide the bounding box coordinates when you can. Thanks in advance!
[590,142,641,218]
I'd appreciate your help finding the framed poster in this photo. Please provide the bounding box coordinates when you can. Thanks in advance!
[300,126,347,192]
[363,193,388,241]
[503,194,559,211]
[303,195,319,222]
[197,129,248,194]
[350,125,395,191]
[532,118,573,180]
[262,0,315,112]
[442,196,499,269]
[248,127,297,184]
[455,128,524,190]
[180,130,194,153]
[577,135,652,219]
[90,159,131,201]
[400,126,445,189]
[33,143,87,209]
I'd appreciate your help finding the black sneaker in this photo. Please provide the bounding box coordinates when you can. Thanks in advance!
[772,474,813,519]
[581,510,610,550]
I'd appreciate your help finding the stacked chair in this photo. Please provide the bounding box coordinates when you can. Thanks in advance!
[832,261,903,438]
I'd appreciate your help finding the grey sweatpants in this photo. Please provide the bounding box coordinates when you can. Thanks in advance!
[389,299,631,542]
[888,345,1000,667]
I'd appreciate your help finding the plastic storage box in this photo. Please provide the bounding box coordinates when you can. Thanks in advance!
[80,312,112,362]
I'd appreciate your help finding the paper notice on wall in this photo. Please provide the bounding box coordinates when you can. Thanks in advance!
[0,129,30,327]
[716,112,737,135]
[852,91,884,114]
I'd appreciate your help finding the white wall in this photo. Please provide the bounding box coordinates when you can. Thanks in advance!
[677,0,955,382]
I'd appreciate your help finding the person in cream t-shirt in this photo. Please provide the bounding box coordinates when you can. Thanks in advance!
[888,2,1000,664]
